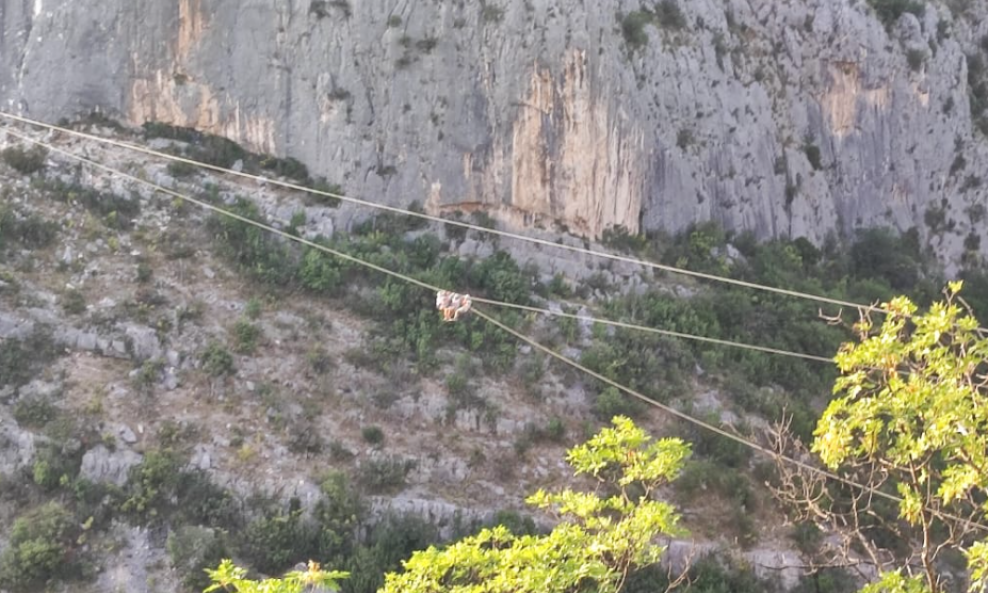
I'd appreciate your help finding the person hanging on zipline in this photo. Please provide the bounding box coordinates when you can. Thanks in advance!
[436,290,473,322]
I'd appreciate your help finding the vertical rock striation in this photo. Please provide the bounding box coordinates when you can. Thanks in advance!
[1,0,987,267]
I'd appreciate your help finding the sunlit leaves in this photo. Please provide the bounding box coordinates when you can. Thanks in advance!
[967,542,988,592]
[813,288,988,501]
[859,570,930,593]
[809,286,988,592]
[379,417,689,593]
[205,559,349,593]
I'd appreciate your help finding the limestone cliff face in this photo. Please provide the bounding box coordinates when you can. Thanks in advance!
[2,0,987,265]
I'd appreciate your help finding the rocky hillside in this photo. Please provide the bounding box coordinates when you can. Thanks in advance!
[3,1,988,592]
[3,122,849,593]
[5,103,984,590]
[2,0,988,270]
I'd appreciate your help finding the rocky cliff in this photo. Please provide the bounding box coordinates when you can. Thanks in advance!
[2,0,987,263]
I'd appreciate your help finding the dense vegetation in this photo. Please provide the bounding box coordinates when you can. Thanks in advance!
[594,222,949,440]
[208,198,527,378]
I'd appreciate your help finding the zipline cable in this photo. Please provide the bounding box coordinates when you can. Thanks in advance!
[0,112,890,315]
[0,126,836,366]
[6,126,983,535]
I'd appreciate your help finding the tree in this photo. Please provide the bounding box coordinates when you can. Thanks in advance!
[771,283,988,593]
[379,416,691,593]
[205,560,348,593]
[204,417,691,593]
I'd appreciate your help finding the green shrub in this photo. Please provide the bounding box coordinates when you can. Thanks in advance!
[674,460,758,545]
[961,174,982,193]
[133,359,164,395]
[61,289,86,315]
[445,371,469,399]
[790,521,823,556]
[31,444,79,491]
[964,231,981,253]
[602,225,648,253]
[313,471,363,559]
[681,415,752,468]
[330,440,355,462]
[545,417,566,442]
[299,245,344,294]
[342,514,440,593]
[0,328,60,389]
[244,297,263,320]
[362,425,385,445]
[201,341,235,376]
[626,552,777,593]
[232,319,262,354]
[0,212,58,249]
[167,526,228,592]
[620,11,653,49]
[547,273,572,298]
[849,227,923,290]
[357,456,415,493]
[174,470,240,529]
[240,505,318,575]
[592,387,644,420]
[208,198,296,285]
[259,155,310,181]
[654,0,687,30]
[308,179,344,207]
[581,331,693,404]
[469,251,531,305]
[289,422,325,455]
[416,37,439,53]
[308,345,333,375]
[136,262,153,283]
[330,0,352,18]
[620,2,684,50]
[12,397,56,428]
[676,128,695,150]
[309,0,330,17]
[31,458,58,490]
[680,555,771,593]
[120,448,184,521]
[803,142,822,170]
[143,122,247,169]
[0,502,78,589]
[492,510,538,536]
[1,145,47,175]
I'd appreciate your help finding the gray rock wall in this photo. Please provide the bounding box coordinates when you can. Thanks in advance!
[2,0,987,268]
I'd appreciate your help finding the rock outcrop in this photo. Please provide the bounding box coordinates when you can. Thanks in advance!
[2,0,987,268]
[80,444,142,486]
